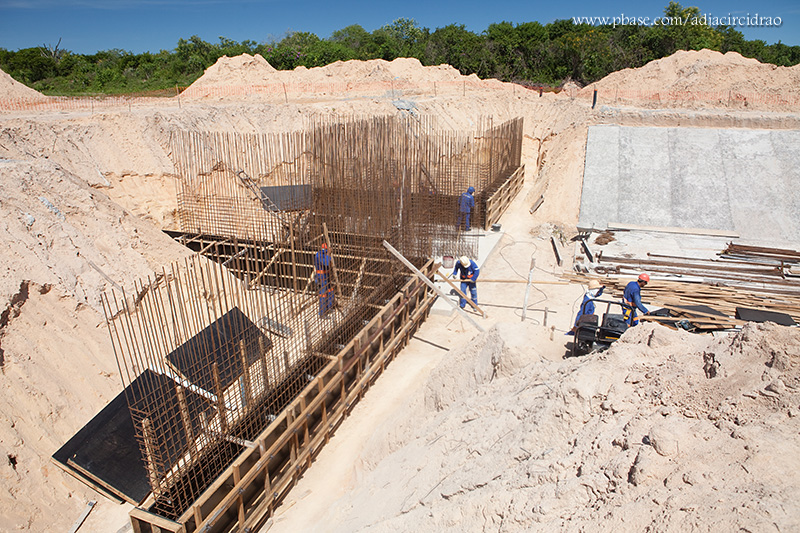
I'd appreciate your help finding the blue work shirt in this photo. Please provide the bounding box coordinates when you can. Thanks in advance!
[452,259,480,283]
[622,281,648,314]
[314,249,330,280]
[459,191,475,213]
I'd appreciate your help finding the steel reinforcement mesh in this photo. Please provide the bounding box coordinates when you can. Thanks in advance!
[173,115,523,258]
[103,244,411,519]
[102,114,522,519]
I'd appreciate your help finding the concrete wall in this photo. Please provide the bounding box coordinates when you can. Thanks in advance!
[579,125,800,244]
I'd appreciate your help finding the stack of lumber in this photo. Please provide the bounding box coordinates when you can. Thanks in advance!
[564,272,800,331]
[565,243,800,331]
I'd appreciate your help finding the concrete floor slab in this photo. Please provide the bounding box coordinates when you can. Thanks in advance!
[579,125,800,245]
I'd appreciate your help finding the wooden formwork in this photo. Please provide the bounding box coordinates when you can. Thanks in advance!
[129,259,437,533]
[483,165,525,230]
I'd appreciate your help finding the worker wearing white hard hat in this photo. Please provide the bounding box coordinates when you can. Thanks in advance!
[451,255,479,309]
[567,279,605,335]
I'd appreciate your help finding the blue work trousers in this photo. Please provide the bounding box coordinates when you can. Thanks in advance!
[460,281,478,309]
[457,211,471,231]
[317,275,335,316]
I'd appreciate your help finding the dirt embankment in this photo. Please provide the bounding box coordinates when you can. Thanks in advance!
[284,322,800,532]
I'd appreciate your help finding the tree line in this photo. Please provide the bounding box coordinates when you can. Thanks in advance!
[1,2,798,96]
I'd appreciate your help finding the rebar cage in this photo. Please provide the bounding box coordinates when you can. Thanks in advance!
[102,114,523,520]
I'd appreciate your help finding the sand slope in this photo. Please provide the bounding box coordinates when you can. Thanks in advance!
[301,322,800,532]
[0,69,46,100]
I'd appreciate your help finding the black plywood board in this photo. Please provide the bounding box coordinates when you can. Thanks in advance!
[260,184,312,211]
[669,304,727,317]
[166,307,272,393]
[53,374,151,504]
[53,368,220,504]
[735,307,797,326]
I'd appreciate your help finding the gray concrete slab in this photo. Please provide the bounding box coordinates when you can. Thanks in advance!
[579,125,800,245]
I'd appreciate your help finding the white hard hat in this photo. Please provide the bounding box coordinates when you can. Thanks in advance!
[459,256,470,267]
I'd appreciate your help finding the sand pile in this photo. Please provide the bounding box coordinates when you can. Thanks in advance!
[0,68,46,100]
[185,54,504,97]
[188,53,278,89]
[583,49,800,109]
[310,321,800,532]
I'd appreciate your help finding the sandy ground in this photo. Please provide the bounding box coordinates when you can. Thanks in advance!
[0,49,798,532]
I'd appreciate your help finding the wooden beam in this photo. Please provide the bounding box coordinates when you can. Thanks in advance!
[550,236,563,267]
[249,248,285,288]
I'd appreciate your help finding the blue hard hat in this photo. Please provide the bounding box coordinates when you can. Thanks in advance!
[467,186,474,193]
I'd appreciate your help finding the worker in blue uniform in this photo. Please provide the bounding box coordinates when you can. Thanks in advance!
[622,273,650,326]
[452,256,479,309]
[457,186,475,231]
[567,279,605,335]
[314,243,335,317]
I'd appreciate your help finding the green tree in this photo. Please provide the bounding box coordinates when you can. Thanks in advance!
[331,25,374,58]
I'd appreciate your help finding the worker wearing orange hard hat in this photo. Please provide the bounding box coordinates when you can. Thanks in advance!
[622,273,650,326]
[314,242,335,317]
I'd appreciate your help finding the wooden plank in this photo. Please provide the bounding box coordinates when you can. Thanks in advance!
[550,236,563,267]
[484,165,524,229]
[250,248,285,288]
[57,458,128,504]
[435,270,486,317]
[129,507,185,533]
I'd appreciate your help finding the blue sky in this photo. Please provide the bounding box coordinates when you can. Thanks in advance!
[0,0,797,55]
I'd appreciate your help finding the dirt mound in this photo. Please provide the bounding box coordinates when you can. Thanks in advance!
[0,68,46,99]
[583,49,800,109]
[185,54,509,98]
[188,53,279,89]
[313,322,800,532]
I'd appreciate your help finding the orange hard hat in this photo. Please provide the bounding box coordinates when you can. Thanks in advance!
[321,242,328,249]
[638,273,650,283]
